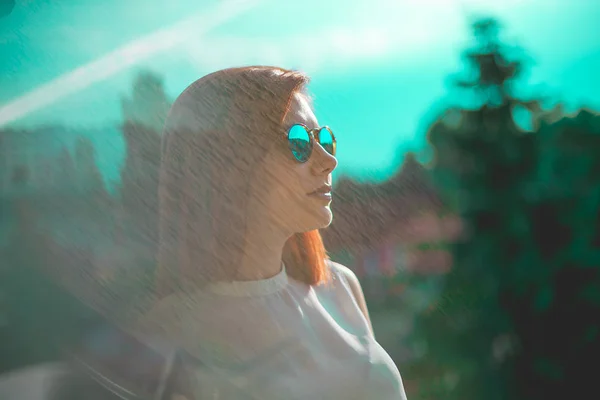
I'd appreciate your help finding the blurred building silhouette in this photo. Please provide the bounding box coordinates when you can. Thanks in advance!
[0,126,119,246]
[324,153,461,279]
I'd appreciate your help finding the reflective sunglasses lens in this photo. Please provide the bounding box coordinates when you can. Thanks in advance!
[288,124,312,162]
[319,127,335,156]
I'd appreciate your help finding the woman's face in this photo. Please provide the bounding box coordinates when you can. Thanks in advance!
[249,91,338,235]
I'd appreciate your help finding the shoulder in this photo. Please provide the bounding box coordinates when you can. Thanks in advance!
[327,260,361,288]
[326,260,374,335]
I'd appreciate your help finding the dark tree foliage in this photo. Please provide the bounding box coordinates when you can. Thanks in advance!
[407,17,600,400]
[0,201,96,373]
[0,72,170,375]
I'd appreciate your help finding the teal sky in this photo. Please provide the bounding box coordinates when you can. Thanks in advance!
[1,0,599,187]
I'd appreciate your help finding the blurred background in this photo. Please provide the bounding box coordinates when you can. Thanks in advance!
[1,0,599,399]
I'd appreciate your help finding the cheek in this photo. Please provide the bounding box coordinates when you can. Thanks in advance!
[263,172,310,226]
[258,152,313,216]
[267,153,308,197]
[272,167,305,203]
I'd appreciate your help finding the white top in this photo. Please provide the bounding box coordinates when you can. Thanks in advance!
[134,261,407,400]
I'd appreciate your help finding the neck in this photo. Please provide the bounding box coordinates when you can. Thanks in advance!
[236,218,290,282]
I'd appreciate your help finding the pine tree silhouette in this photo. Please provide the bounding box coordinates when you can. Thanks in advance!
[408,16,600,400]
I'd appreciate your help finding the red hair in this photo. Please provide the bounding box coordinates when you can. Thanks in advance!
[156,66,330,297]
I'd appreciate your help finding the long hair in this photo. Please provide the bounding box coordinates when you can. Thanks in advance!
[155,66,330,297]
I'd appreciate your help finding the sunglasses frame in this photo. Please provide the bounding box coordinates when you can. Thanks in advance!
[286,123,337,163]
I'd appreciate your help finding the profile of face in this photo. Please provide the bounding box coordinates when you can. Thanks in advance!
[248,91,338,236]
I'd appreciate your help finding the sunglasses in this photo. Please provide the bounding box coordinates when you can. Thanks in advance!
[287,124,337,163]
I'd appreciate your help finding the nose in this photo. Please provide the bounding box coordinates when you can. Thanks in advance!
[311,142,338,175]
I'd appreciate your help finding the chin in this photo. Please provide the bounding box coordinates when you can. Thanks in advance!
[318,206,334,228]
[300,206,333,231]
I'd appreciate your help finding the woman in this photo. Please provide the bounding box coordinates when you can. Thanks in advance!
[134,66,407,399]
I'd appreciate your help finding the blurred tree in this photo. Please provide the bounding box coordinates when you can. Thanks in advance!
[0,199,53,371]
[74,137,105,193]
[57,146,77,191]
[508,108,600,400]
[72,137,114,242]
[109,71,171,306]
[121,70,170,132]
[0,129,120,374]
[408,15,600,400]
[118,71,169,247]
[0,200,92,373]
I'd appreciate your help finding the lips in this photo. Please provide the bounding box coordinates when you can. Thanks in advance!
[308,184,332,196]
